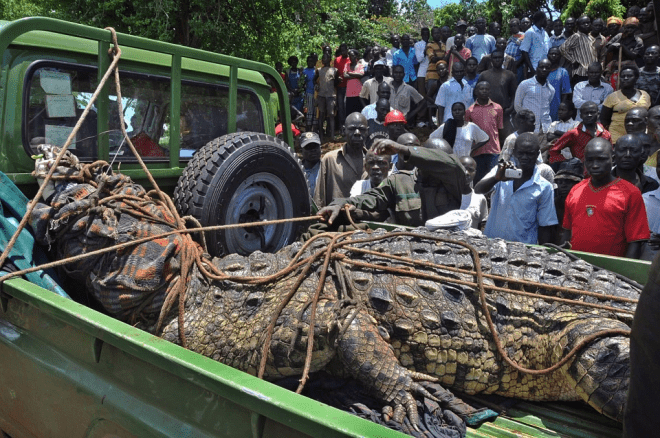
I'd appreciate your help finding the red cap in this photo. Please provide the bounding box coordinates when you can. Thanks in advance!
[384,110,406,126]
[275,123,301,137]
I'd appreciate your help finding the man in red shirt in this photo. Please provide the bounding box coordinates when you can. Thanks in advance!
[548,101,611,170]
[561,137,649,258]
[465,81,503,182]
[334,43,350,129]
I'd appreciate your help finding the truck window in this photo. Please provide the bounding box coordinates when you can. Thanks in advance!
[24,62,265,162]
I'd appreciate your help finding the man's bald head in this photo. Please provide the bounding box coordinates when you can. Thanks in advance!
[343,112,368,150]
[423,137,453,154]
[615,134,644,170]
[396,133,421,147]
[625,108,649,134]
[586,137,613,156]
[584,137,613,179]
[649,105,660,133]
[395,133,420,171]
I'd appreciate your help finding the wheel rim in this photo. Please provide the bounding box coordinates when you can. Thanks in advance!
[223,172,294,255]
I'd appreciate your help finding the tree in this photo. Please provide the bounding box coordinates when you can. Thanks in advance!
[433,0,487,29]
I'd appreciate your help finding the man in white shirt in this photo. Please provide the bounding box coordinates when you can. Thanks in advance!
[435,62,472,123]
[415,27,430,104]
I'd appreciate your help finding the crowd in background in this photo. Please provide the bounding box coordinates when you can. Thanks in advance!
[275,3,660,262]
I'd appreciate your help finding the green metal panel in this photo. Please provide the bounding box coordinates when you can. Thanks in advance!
[169,54,181,168]
[97,40,110,161]
[0,277,407,438]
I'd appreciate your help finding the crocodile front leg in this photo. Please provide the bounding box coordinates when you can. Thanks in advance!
[560,317,630,422]
[336,309,444,425]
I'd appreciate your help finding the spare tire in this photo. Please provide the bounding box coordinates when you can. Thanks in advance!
[174,132,310,257]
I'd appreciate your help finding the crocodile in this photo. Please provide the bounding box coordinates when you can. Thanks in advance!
[28,148,637,427]
[161,228,637,424]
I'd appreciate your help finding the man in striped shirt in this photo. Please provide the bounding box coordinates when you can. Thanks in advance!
[560,16,597,85]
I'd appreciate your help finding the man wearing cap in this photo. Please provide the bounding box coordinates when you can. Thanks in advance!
[561,137,649,258]
[300,132,322,196]
[359,60,393,106]
[314,112,368,207]
[446,20,468,54]
[383,110,408,143]
[317,137,471,227]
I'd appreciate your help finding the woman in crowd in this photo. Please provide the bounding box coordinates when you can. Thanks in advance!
[429,101,489,157]
[601,65,651,142]
[344,49,365,115]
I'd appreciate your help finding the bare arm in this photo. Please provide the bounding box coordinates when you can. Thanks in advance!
[625,241,644,259]
[600,106,613,128]
[522,51,534,74]
[538,226,554,245]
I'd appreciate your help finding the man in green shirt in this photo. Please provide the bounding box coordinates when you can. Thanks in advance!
[318,137,471,226]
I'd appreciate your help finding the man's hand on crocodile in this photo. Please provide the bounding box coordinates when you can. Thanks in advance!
[318,204,356,225]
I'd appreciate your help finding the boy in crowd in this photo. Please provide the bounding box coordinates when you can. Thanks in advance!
[459,156,488,230]
[350,148,392,196]
[548,101,611,169]
[316,53,338,142]
[302,55,317,132]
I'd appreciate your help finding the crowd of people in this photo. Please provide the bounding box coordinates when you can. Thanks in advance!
[278,3,660,262]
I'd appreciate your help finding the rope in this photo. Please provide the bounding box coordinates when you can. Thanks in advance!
[332,231,632,376]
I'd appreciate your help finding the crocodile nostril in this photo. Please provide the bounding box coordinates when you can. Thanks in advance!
[369,288,393,313]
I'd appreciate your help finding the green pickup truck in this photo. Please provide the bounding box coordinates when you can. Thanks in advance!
[0,17,648,438]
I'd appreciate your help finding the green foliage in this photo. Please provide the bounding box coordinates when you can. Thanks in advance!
[433,0,487,28]
[0,0,44,20]
[558,0,625,20]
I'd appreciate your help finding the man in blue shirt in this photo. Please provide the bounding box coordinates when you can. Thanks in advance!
[466,17,496,62]
[475,133,558,244]
[393,34,418,85]
[520,11,550,75]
